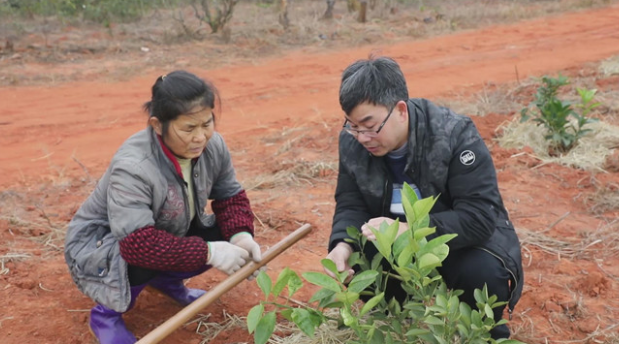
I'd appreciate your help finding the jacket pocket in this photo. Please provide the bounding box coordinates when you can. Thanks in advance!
[69,230,116,281]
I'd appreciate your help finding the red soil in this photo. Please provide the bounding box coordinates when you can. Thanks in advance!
[1,5,619,344]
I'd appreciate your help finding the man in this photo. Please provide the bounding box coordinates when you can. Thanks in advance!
[325,56,523,339]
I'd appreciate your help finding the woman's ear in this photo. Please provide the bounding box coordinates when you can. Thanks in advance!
[149,117,163,136]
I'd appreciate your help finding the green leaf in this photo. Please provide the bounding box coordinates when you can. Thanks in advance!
[396,242,414,268]
[423,234,457,252]
[370,251,384,270]
[287,270,303,297]
[418,252,441,270]
[346,226,360,240]
[435,293,447,308]
[413,226,435,241]
[322,301,344,309]
[256,271,272,298]
[360,292,385,316]
[369,327,385,344]
[348,270,379,293]
[281,308,293,321]
[302,272,342,292]
[412,196,436,228]
[272,268,291,297]
[484,304,494,319]
[471,310,482,326]
[321,258,339,279]
[424,315,444,326]
[405,328,431,337]
[392,266,413,280]
[372,226,392,260]
[387,297,401,314]
[393,231,412,257]
[473,288,485,304]
[384,219,399,247]
[246,304,264,334]
[401,183,418,224]
[335,291,360,305]
[385,331,394,344]
[291,308,317,338]
[309,288,336,304]
[456,323,469,337]
[348,251,364,268]
[340,308,356,326]
[254,311,276,344]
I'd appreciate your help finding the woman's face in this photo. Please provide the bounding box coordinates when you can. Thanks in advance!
[152,105,215,159]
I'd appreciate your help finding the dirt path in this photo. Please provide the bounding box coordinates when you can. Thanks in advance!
[2,6,619,187]
[1,5,619,344]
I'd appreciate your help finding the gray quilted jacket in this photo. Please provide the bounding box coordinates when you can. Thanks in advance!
[64,127,242,312]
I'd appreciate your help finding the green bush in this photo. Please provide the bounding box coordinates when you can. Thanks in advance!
[520,75,599,154]
[248,183,523,344]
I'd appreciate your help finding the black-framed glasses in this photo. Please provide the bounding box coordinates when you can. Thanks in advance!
[342,104,396,138]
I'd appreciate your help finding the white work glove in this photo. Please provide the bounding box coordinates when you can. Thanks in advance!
[325,242,355,283]
[230,232,265,280]
[206,241,250,275]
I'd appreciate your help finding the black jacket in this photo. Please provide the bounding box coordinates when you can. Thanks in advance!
[329,98,524,311]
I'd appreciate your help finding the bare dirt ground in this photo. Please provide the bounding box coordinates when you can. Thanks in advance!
[1,3,619,344]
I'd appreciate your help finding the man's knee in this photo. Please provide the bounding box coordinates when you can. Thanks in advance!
[440,249,511,301]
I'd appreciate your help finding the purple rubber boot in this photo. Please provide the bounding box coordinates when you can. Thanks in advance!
[148,266,210,306]
[89,284,145,344]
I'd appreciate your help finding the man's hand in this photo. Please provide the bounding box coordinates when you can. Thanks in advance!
[230,232,265,280]
[325,242,354,282]
[361,217,408,241]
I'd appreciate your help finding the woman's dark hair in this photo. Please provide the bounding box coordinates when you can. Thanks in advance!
[144,70,220,134]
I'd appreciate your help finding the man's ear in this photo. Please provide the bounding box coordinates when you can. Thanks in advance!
[396,100,408,122]
[149,117,163,136]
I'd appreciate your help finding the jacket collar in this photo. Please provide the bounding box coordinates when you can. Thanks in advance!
[155,133,184,178]
[405,98,424,173]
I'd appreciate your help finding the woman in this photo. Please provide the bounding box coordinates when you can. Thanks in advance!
[64,71,263,344]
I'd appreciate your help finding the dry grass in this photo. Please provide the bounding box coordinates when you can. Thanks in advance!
[587,183,619,214]
[437,81,535,117]
[193,307,360,344]
[192,311,247,344]
[0,252,32,275]
[518,219,619,260]
[509,309,539,344]
[0,183,79,253]
[243,160,337,191]
[3,0,619,86]
[497,120,619,172]
[0,212,67,252]
[600,55,619,77]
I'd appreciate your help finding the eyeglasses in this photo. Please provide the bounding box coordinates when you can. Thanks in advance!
[342,104,395,138]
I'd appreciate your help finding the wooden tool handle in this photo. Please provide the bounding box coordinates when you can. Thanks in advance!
[136,223,312,344]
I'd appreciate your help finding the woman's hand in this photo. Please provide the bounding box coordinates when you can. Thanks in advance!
[230,232,265,280]
[206,241,250,275]
[361,217,408,241]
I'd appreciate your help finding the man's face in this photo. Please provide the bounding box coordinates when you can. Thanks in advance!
[344,101,408,156]
[153,105,215,159]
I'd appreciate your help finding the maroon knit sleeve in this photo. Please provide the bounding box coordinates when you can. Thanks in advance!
[211,190,255,241]
[119,226,208,272]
